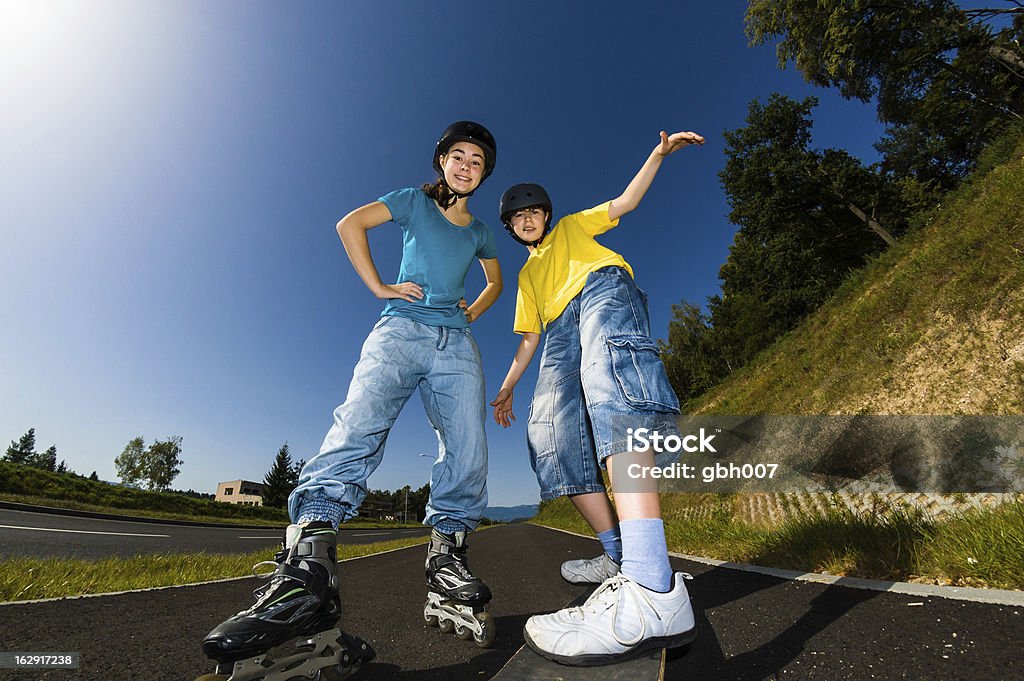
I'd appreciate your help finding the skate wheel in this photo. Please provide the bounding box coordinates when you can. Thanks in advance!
[455,623,473,640]
[473,611,496,648]
[320,665,358,681]
[439,618,454,634]
[424,612,439,627]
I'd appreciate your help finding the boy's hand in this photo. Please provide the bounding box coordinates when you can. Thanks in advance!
[657,130,704,156]
[490,387,516,427]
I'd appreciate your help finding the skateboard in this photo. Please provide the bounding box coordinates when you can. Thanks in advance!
[491,591,667,681]
[491,644,665,681]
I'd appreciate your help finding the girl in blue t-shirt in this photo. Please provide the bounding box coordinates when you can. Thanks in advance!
[201,122,503,668]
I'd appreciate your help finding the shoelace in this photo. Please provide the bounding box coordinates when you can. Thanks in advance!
[566,575,661,647]
[446,554,475,581]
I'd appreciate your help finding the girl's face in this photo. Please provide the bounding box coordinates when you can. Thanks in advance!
[440,141,486,195]
[509,206,548,244]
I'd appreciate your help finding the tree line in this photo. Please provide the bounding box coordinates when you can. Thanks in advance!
[4,428,429,519]
[661,0,1024,403]
[259,442,429,521]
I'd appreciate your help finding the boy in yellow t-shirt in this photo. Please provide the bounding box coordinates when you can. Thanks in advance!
[491,130,704,665]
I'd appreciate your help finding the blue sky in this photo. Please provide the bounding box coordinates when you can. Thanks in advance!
[0,1,895,508]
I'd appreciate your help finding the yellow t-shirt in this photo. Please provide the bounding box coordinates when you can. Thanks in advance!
[513,202,633,334]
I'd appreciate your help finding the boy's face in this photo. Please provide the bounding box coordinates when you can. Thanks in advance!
[509,206,548,244]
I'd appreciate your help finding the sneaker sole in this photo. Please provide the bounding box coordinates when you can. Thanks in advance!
[523,624,697,667]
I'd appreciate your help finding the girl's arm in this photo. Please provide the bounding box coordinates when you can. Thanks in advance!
[464,258,503,323]
[336,201,424,302]
[490,331,542,427]
[607,130,704,222]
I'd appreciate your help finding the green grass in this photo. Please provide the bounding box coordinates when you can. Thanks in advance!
[0,535,430,603]
[533,494,1024,590]
[685,129,1024,415]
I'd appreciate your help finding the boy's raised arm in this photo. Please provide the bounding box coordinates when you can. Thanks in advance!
[607,130,704,222]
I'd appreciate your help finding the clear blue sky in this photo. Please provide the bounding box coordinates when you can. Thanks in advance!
[1,1,894,507]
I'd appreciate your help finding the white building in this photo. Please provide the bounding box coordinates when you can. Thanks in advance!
[215,479,264,506]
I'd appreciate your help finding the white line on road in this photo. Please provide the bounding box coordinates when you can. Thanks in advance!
[0,524,170,538]
[237,536,282,540]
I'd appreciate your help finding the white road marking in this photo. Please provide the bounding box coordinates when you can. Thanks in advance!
[0,524,169,538]
[237,536,282,540]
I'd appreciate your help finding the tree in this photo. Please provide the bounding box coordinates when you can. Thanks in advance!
[31,445,58,472]
[144,436,183,491]
[262,442,297,508]
[745,0,1024,188]
[4,428,36,465]
[89,471,100,481]
[115,437,146,487]
[714,94,907,367]
[659,302,727,402]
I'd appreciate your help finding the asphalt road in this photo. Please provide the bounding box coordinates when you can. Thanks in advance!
[0,524,1020,680]
[0,508,430,559]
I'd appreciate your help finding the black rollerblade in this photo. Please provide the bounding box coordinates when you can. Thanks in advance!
[197,522,374,681]
[422,527,496,648]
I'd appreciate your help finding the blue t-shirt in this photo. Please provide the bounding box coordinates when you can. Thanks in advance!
[377,188,498,328]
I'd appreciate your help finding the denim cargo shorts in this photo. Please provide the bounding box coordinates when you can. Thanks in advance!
[527,266,681,500]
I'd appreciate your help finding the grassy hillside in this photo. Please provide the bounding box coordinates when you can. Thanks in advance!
[689,131,1024,416]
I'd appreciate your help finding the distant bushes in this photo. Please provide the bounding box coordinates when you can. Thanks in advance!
[0,461,287,523]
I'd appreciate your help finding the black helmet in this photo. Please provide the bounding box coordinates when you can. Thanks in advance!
[499,183,552,246]
[433,120,497,181]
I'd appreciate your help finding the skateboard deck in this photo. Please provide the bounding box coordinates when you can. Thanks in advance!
[491,591,666,681]
[490,644,664,681]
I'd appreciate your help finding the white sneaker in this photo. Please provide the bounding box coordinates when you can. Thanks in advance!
[560,554,621,584]
[524,573,696,666]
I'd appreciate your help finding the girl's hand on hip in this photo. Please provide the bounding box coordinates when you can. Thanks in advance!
[459,298,478,323]
[376,282,424,302]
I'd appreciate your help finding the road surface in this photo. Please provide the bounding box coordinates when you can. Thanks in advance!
[0,524,1020,680]
[0,507,429,559]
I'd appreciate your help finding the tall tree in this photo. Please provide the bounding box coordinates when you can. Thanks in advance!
[659,302,726,402]
[716,94,905,363]
[262,442,296,508]
[746,0,1024,187]
[4,428,36,465]
[31,445,58,472]
[144,436,183,491]
[662,93,915,395]
[115,437,146,487]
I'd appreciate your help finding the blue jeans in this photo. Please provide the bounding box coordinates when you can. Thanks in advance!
[528,267,680,501]
[289,315,488,528]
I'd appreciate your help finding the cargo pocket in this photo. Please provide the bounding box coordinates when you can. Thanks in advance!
[526,392,562,495]
[607,335,680,412]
